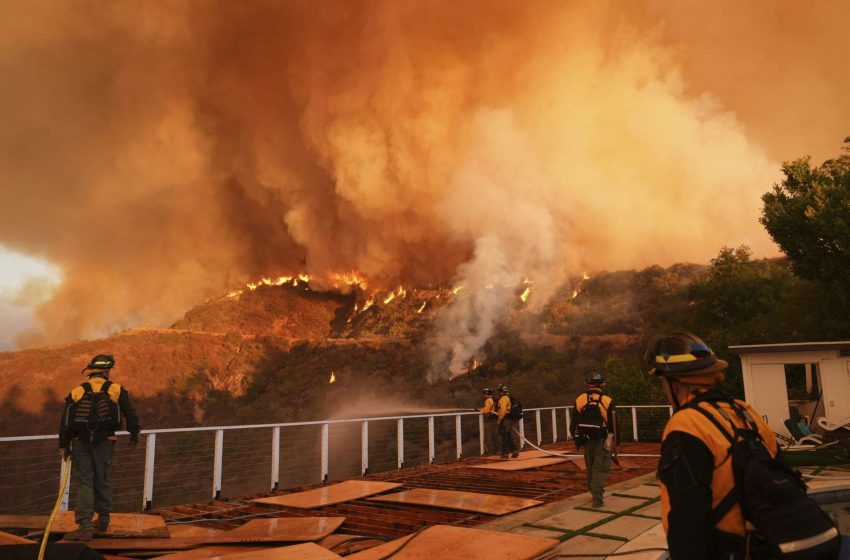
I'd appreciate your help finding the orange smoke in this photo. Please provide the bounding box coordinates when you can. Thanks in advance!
[0,0,848,348]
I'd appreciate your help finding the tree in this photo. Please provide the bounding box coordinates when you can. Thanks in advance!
[761,138,850,288]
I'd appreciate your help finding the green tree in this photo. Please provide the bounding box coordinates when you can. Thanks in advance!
[761,138,850,300]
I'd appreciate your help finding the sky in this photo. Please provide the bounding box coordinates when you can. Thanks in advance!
[0,0,848,358]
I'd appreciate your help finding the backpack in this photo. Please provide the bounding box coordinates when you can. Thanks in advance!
[508,395,523,420]
[576,392,608,439]
[691,399,841,560]
[66,381,122,442]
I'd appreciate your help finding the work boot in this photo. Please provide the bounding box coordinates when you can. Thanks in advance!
[510,451,520,458]
[500,454,509,459]
[94,516,110,536]
[591,499,604,509]
[64,527,93,541]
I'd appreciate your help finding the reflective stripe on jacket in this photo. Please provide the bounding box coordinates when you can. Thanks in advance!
[660,397,778,538]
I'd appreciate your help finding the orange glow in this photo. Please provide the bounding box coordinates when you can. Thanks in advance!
[329,371,336,383]
[519,286,531,302]
[417,301,427,313]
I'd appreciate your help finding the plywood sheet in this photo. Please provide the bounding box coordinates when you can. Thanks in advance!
[346,525,558,560]
[83,517,346,551]
[567,457,586,470]
[485,450,550,461]
[153,546,259,559]
[0,530,31,544]
[168,525,227,538]
[0,512,169,537]
[252,481,402,509]
[157,543,340,560]
[469,457,567,471]
[367,488,542,516]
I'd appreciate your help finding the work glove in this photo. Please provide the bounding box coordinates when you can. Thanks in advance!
[60,447,71,461]
[129,432,140,448]
[604,433,615,451]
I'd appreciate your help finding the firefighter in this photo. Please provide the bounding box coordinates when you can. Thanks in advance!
[646,332,841,559]
[59,355,140,541]
[571,372,616,508]
[478,387,499,455]
[496,386,520,459]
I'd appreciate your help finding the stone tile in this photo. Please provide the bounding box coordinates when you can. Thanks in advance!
[578,495,647,513]
[617,485,660,499]
[535,508,612,531]
[610,522,667,559]
[590,515,659,540]
[634,501,662,518]
[509,526,566,539]
[558,535,622,559]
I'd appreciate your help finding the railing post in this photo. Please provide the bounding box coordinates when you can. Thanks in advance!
[397,419,404,469]
[518,417,525,449]
[565,407,572,440]
[213,429,223,499]
[321,423,329,482]
[535,409,542,445]
[455,415,462,460]
[59,458,71,512]
[631,407,639,442]
[361,421,369,475]
[551,409,558,443]
[143,433,156,510]
[271,427,280,490]
[478,414,485,456]
[428,416,435,464]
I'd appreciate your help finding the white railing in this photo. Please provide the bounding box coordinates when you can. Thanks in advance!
[0,405,672,514]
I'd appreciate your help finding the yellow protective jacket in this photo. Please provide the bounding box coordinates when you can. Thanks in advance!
[496,395,511,422]
[59,375,140,448]
[572,389,615,437]
[660,393,778,548]
[479,396,495,416]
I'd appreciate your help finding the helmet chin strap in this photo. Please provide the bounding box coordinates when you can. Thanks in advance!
[665,378,683,410]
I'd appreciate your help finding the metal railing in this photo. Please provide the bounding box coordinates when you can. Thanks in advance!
[0,405,671,514]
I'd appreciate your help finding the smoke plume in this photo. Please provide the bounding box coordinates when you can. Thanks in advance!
[1,0,848,360]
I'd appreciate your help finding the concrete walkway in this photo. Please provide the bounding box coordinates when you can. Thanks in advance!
[482,472,668,559]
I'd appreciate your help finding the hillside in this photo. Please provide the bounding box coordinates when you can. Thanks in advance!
[0,264,713,436]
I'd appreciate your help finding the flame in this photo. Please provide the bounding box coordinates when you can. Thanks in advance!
[329,371,336,384]
[583,272,590,280]
[362,297,375,312]
[383,286,406,304]
[451,286,464,295]
[519,286,531,302]
[226,290,243,299]
[417,301,427,313]
[330,270,368,290]
[571,289,579,299]
[298,274,311,283]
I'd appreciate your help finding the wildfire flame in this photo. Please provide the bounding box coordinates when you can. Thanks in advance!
[417,301,427,313]
[451,286,464,295]
[331,270,368,290]
[329,371,336,384]
[519,286,531,302]
[583,272,590,280]
[571,289,579,299]
[362,298,375,312]
[383,286,406,305]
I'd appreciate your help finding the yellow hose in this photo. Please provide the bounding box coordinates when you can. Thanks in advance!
[38,456,71,560]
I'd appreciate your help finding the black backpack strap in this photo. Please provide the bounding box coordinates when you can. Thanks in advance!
[81,382,93,393]
[686,401,735,445]
[100,380,113,393]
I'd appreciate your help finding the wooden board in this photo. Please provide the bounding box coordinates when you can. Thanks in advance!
[252,481,402,509]
[153,546,260,560]
[367,488,542,516]
[469,457,567,471]
[82,517,346,551]
[484,450,550,461]
[157,543,340,560]
[168,525,227,538]
[0,530,31,544]
[345,525,558,560]
[0,512,169,537]
[567,457,586,470]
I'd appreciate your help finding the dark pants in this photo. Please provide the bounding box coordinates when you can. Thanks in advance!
[72,439,115,530]
[483,417,499,455]
[583,437,611,502]
[499,418,519,455]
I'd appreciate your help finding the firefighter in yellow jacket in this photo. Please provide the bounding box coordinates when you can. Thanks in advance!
[571,372,616,508]
[647,333,786,559]
[478,387,498,455]
[59,354,140,541]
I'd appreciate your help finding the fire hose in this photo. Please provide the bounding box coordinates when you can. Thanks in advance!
[512,429,661,458]
[38,455,71,560]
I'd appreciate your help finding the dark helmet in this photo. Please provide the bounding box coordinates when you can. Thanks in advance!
[645,333,727,378]
[85,354,115,373]
[499,385,509,394]
[483,387,494,395]
[586,372,605,386]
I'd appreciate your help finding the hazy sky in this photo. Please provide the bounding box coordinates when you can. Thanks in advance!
[1,0,848,352]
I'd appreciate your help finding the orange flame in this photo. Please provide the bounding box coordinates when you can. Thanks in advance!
[330,270,368,290]
[583,272,590,280]
[417,301,427,313]
[329,371,336,384]
[571,289,579,298]
[383,286,406,304]
[451,286,464,295]
[519,286,531,302]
